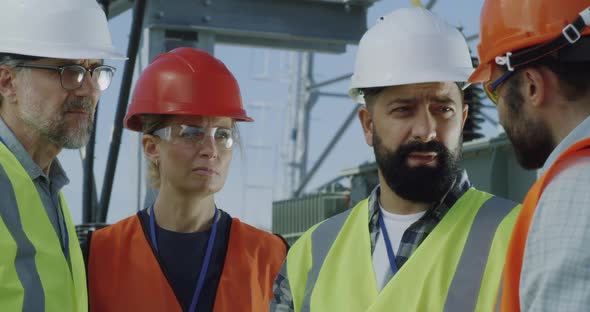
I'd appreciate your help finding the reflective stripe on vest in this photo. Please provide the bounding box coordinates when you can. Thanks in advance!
[444,196,515,311]
[499,138,590,311]
[89,215,286,312]
[300,209,353,312]
[287,188,520,312]
[0,142,87,312]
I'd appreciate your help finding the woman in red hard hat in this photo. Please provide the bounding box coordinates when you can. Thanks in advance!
[87,47,287,312]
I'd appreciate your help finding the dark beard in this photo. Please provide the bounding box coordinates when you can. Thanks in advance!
[373,133,461,203]
[503,78,554,169]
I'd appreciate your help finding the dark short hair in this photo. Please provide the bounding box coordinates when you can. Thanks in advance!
[359,87,386,109]
[360,82,465,110]
[533,58,590,101]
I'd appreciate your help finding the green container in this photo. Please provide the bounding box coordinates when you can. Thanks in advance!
[272,192,349,245]
[272,134,537,246]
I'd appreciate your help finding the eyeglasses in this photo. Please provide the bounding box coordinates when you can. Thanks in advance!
[153,125,235,150]
[483,70,515,104]
[15,63,116,91]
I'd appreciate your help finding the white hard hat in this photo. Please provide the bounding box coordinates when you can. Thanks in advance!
[0,0,126,60]
[349,7,474,104]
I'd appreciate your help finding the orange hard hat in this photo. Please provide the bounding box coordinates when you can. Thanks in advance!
[470,1,590,83]
[125,47,253,132]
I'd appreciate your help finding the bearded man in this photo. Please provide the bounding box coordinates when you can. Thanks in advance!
[271,7,521,312]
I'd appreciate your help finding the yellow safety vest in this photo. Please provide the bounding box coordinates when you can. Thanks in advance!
[0,142,87,311]
[286,188,520,312]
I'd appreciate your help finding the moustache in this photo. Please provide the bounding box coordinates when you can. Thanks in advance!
[397,140,449,158]
[64,98,94,114]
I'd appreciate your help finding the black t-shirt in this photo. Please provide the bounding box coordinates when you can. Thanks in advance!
[137,208,232,312]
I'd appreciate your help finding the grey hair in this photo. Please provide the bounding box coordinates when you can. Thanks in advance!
[0,55,24,107]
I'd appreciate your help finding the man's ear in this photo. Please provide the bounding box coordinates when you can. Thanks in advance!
[358,105,374,146]
[461,103,469,130]
[0,66,18,104]
[142,134,160,164]
[520,67,548,109]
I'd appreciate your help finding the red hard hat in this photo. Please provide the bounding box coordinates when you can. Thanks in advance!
[469,1,590,83]
[125,47,253,132]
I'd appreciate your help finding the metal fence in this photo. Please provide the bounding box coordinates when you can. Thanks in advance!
[272,192,349,245]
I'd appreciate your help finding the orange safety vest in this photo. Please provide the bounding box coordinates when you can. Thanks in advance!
[499,137,590,311]
[88,215,286,312]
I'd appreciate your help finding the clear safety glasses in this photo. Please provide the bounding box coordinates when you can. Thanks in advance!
[483,70,515,105]
[153,125,235,150]
[16,63,116,91]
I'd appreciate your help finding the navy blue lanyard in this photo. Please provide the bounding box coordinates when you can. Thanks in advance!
[61,211,69,259]
[149,205,219,312]
[55,195,69,260]
[378,210,399,275]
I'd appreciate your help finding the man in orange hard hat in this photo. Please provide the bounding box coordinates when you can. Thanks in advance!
[470,1,590,311]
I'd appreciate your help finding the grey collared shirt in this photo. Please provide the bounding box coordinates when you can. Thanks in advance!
[520,115,590,311]
[0,116,70,259]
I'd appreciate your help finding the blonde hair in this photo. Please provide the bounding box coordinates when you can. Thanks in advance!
[141,114,173,189]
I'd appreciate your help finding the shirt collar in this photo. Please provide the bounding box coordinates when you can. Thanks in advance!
[0,116,69,188]
[539,115,590,177]
[368,169,471,223]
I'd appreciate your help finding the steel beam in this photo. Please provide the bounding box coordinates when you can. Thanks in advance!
[294,104,361,197]
[307,73,352,91]
[144,0,368,53]
[98,0,147,222]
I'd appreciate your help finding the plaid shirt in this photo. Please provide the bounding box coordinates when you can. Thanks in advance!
[271,170,472,311]
[368,170,471,267]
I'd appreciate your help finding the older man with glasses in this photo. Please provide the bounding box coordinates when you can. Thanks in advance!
[0,0,125,311]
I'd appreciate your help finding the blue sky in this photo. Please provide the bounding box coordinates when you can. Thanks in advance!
[59,0,496,230]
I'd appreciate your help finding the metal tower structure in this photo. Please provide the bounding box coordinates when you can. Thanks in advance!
[85,0,377,223]
[286,52,313,197]
[284,49,367,197]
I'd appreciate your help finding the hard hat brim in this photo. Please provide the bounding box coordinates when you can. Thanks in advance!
[0,42,127,60]
[349,66,475,104]
[124,112,254,133]
[468,63,492,84]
